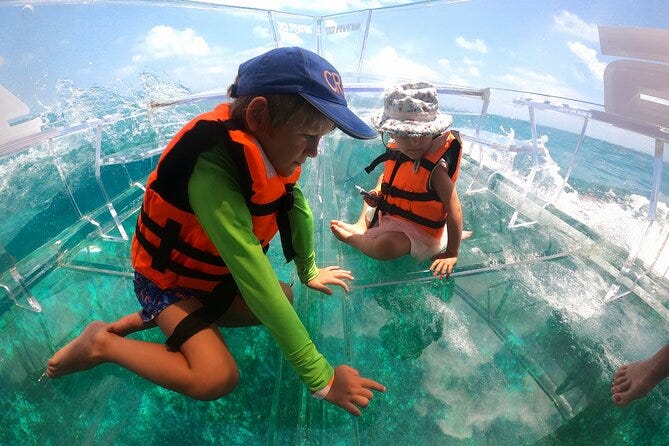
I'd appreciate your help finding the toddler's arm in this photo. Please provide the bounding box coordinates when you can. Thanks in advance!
[430,161,464,277]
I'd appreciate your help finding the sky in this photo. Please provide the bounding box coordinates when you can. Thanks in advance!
[0,0,667,126]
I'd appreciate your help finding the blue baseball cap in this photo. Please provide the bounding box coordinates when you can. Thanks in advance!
[229,47,376,140]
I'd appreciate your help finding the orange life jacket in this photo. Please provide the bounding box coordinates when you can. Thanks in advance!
[131,103,300,292]
[364,131,462,239]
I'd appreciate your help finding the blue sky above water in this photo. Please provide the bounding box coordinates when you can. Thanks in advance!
[1,0,667,113]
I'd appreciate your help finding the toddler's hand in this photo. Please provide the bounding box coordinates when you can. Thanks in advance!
[429,256,457,278]
[364,190,381,207]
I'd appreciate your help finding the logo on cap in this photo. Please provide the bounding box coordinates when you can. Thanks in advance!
[323,70,344,96]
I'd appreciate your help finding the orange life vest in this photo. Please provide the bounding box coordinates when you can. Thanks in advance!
[364,131,462,239]
[131,103,300,292]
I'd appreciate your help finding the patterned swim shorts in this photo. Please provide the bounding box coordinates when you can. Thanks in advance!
[133,272,205,323]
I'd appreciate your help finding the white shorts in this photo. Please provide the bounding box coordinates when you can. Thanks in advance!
[365,210,446,262]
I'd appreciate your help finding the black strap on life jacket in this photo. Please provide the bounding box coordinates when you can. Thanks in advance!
[442,137,461,179]
[139,207,226,268]
[276,183,296,263]
[380,183,437,202]
[232,184,295,263]
[165,275,238,351]
[365,149,438,174]
[135,215,230,283]
[144,113,296,268]
[374,201,447,228]
[365,149,405,173]
[152,119,240,213]
[376,158,442,229]
[135,207,271,282]
[243,181,297,262]
[365,136,462,180]
[365,146,452,229]
[367,154,403,228]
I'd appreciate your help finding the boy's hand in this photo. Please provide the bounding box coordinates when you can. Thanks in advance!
[307,266,354,295]
[429,255,457,278]
[324,365,386,416]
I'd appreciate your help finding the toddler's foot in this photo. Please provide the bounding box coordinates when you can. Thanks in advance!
[330,220,365,243]
[46,321,109,378]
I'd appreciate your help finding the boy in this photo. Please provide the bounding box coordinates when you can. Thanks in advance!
[330,81,467,278]
[47,47,385,417]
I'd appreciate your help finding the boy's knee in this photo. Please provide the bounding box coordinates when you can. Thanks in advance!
[190,366,240,400]
[209,367,240,399]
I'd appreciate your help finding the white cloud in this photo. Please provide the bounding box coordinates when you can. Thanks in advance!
[436,56,472,86]
[277,29,305,46]
[253,25,271,40]
[120,25,249,91]
[493,67,580,99]
[571,67,587,83]
[113,65,136,78]
[445,74,470,86]
[186,0,395,14]
[568,41,606,80]
[136,25,211,61]
[455,36,488,54]
[438,58,451,71]
[463,57,482,66]
[364,46,437,81]
[553,10,599,43]
[463,57,482,77]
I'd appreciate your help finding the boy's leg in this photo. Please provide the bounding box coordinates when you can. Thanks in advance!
[100,279,292,334]
[107,311,156,336]
[217,281,293,327]
[611,343,669,406]
[47,297,239,400]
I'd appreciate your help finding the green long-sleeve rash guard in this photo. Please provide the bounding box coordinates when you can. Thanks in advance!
[187,146,334,393]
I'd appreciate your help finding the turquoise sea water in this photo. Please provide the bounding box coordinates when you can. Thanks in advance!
[1,89,669,445]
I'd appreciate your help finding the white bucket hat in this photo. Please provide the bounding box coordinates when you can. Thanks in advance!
[371,81,453,137]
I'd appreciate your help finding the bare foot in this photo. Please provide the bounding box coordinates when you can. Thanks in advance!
[611,346,669,406]
[107,311,155,336]
[330,220,366,243]
[46,321,110,378]
[462,230,473,240]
